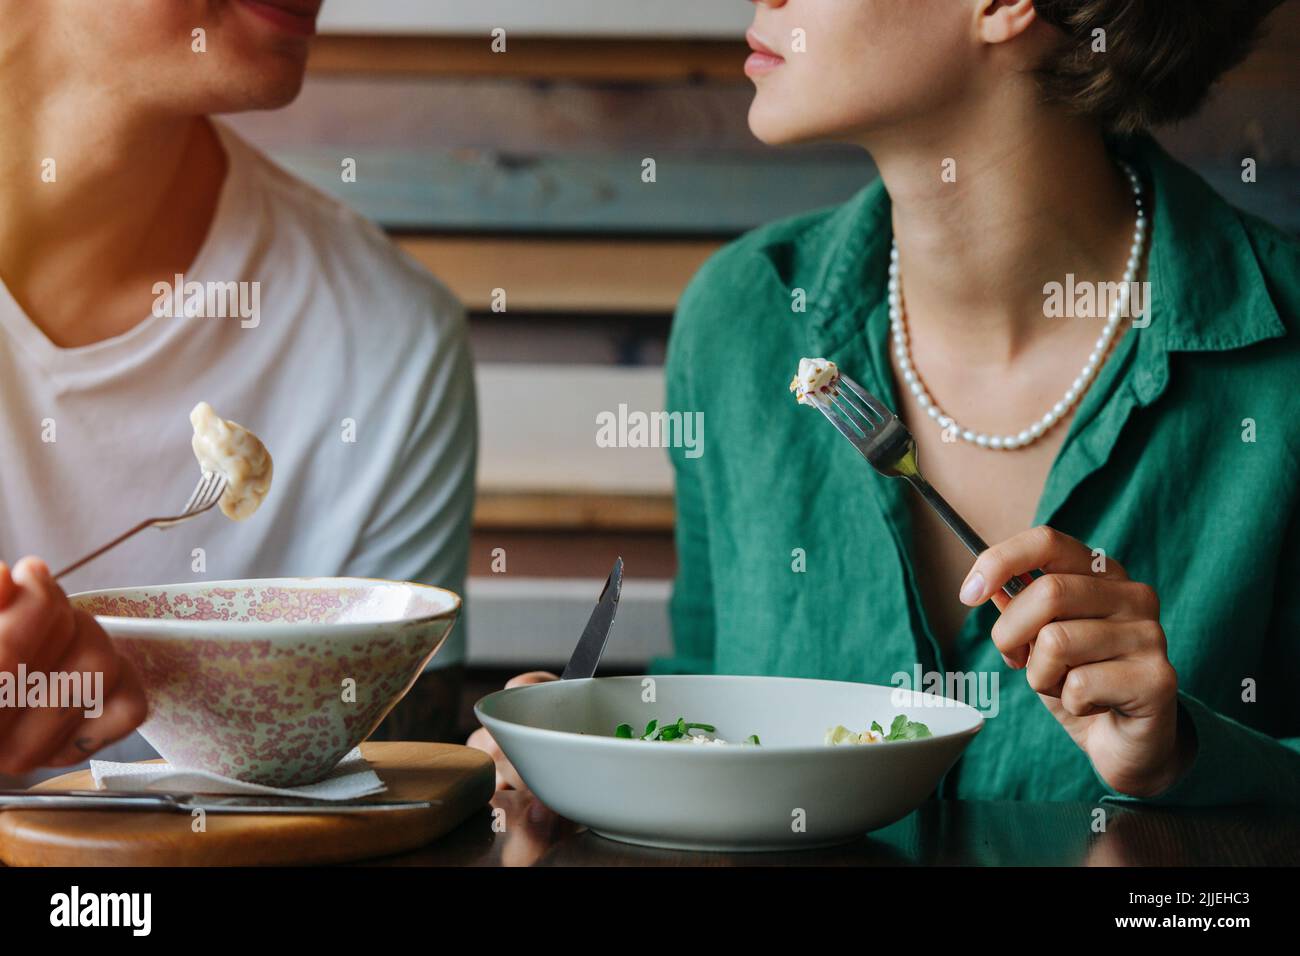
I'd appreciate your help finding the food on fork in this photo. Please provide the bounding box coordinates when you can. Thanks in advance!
[189,401,273,521]
[789,357,840,406]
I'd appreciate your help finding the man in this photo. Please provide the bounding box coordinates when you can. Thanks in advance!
[0,0,475,778]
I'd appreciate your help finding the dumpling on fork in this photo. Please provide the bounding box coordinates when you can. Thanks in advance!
[189,402,273,521]
[789,357,841,406]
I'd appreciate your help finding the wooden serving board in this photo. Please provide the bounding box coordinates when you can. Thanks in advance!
[0,742,494,867]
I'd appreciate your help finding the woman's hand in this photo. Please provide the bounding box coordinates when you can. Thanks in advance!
[466,670,558,793]
[0,557,149,774]
[960,526,1195,798]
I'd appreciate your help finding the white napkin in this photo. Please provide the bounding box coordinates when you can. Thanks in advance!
[89,747,386,800]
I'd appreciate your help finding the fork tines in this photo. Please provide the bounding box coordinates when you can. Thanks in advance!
[810,372,890,440]
[838,373,893,418]
[182,471,227,515]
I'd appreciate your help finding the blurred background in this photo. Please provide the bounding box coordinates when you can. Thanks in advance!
[224,0,1298,737]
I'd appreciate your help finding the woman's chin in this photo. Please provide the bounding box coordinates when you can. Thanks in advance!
[747,100,813,146]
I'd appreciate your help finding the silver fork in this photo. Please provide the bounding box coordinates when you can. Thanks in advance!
[52,471,228,581]
[808,371,1035,600]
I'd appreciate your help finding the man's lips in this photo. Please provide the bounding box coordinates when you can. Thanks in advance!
[238,0,321,37]
[745,29,785,78]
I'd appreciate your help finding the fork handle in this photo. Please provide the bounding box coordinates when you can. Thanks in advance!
[52,519,159,582]
[905,476,1036,599]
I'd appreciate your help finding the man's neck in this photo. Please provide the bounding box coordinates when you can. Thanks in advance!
[866,100,1136,367]
[0,81,226,348]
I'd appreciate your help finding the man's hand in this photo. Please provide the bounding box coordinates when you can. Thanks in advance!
[960,526,1195,798]
[0,557,149,773]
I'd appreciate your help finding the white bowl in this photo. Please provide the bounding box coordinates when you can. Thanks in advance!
[72,577,460,786]
[476,675,983,851]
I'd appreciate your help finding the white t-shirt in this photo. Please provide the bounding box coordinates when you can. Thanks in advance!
[0,122,476,770]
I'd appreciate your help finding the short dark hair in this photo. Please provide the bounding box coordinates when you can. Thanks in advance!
[1032,0,1286,133]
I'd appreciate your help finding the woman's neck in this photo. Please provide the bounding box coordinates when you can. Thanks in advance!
[0,40,225,346]
[868,106,1136,366]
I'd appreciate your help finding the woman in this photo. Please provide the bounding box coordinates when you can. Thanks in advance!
[472,0,1299,807]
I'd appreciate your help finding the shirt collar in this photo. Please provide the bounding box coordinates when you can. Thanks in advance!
[750,135,1286,373]
[1121,134,1285,354]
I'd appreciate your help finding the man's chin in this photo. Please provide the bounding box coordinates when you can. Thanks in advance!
[207,62,309,113]
[255,73,308,111]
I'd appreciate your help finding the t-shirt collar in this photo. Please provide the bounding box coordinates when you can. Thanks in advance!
[0,118,257,385]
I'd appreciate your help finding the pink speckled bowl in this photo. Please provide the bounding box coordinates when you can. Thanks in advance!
[70,578,461,787]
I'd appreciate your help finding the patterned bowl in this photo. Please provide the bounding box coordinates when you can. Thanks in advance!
[70,578,461,787]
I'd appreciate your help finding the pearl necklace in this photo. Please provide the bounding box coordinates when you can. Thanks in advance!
[889,161,1146,451]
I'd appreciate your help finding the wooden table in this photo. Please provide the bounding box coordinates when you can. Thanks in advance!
[356,792,1300,866]
[5,791,1293,867]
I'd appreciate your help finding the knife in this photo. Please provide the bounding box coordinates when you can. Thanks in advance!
[0,789,435,814]
[560,556,624,680]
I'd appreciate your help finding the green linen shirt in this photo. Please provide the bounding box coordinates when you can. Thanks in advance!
[654,135,1300,806]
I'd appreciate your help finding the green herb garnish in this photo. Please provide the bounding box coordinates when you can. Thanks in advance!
[884,715,932,741]
[613,717,753,744]
[826,715,934,746]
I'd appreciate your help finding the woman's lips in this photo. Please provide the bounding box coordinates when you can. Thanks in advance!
[744,29,785,78]
[238,0,320,37]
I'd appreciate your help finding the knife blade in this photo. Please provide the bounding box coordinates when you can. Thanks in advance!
[560,556,623,680]
[0,789,435,814]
